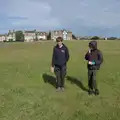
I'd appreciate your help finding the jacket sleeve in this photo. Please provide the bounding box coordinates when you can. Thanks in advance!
[65,47,70,62]
[51,47,55,67]
[95,51,103,65]
[85,51,90,61]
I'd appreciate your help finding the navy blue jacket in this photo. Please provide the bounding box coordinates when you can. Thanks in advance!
[51,44,69,67]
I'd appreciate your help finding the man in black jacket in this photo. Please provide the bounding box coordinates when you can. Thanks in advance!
[85,41,103,95]
[51,37,69,92]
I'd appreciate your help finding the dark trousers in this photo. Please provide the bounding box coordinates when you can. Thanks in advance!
[88,70,97,90]
[54,65,66,88]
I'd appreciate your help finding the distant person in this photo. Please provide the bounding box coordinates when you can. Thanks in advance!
[51,37,70,92]
[85,41,103,95]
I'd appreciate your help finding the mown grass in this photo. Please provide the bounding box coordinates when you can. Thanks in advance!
[0,40,120,120]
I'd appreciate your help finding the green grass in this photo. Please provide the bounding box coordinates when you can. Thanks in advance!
[0,40,120,120]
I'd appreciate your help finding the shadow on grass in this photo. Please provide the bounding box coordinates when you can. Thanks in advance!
[66,76,88,92]
[42,73,56,88]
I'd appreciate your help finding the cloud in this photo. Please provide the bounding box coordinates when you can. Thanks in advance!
[1,0,60,29]
[8,16,28,20]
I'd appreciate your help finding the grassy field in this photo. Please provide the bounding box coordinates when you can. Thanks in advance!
[0,40,120,120]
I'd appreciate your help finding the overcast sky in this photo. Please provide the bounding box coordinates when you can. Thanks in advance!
[0,0,120,37]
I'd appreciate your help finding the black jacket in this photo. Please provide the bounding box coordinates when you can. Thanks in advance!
[51,44,69,67]
[85,41,103,70]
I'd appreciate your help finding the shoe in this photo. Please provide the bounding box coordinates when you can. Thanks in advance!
[61,87,65,92]
[95,89,99,95]
[88,89,93,95]
[56,87,61,92]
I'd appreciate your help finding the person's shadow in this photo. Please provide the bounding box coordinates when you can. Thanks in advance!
[66,76,88,92]
[42,73,56,88]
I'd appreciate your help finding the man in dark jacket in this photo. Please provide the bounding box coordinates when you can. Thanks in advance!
[51,37,69,92]
[85,41,103,95]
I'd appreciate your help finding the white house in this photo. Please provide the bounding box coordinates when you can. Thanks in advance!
[23,30,36,42]
[7,30,16,41]
[36,32,47,40]
[0,34,7,42]
[51,30,72,41]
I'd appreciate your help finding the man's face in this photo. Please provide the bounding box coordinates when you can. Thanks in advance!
[89,46,93,50]
[89,44,93,50]
[57,41,62,47]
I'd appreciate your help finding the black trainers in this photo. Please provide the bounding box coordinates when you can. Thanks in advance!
[95,89,99,95]
[56,87,61,92]
[88,89,93,95]
[61,87,65,92]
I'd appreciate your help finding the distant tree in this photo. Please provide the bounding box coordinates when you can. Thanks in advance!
[72,34,77,40]
[47,31,51,40]
[35,33,38,41]
[9,39,13,42]
[107,37,117,40]
[15,31,24,42]
[91,36,100,40]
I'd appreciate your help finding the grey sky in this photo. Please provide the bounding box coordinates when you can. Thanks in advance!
[0,0,120,37]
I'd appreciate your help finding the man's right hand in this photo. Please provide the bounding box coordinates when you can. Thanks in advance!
[50,67,54,73]
[88,61,93,65]
[88,49,91,53]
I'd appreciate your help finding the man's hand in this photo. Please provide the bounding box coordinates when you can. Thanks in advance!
[50,66,54,73]
[88,61,95,65]
[88,49,91,53]
[88,61,93,65]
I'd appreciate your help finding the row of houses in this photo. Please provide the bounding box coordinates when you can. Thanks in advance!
[24,30,47,42]
[0,30,16,42]
[0,29,73,42]
[51,30,72,40]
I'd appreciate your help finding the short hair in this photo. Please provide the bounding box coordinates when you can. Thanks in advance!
[56,37,63,42]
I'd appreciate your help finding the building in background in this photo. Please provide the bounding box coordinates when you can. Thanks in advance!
[0,29,73,42]
[51,30,72,41]
[23,30,36,42]
[7,30,16,41]
[0,34,7,42]
[36,31,47,40]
